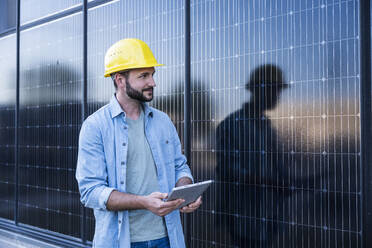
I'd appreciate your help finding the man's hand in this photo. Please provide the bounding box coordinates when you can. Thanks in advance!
[143,192,184,217]
[180,196,202,213]
[175,177,203,213]
[175,177,193,187]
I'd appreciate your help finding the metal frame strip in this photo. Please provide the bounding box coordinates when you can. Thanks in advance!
[184,0,191,247]
[0,0,114,37]
[360,0,372,247]
[81,0,88,244]
[14,0,20,226]
[0,219,90,248]
[0,27,16,38]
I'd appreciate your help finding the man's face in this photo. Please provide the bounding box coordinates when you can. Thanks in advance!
[120,67,156,102]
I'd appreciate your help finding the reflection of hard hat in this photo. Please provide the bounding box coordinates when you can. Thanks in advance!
[104,38,163,77]
[245,64,287,90]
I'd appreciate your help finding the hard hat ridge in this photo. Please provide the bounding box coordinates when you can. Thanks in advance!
[104,38,163,77]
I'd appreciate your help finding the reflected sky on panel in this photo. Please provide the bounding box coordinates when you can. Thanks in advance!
[191,1,360,247]
[18,13,83,238]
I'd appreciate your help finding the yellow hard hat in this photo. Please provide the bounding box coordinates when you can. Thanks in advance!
[104,38,163,77]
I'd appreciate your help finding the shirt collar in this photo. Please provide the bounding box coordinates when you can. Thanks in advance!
[109,94,153,119]
[141,102,154,118]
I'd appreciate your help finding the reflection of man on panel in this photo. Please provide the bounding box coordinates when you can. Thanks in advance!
[76,38,201,248]
[216,64,289,247]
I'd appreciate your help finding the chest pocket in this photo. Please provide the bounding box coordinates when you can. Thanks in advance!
[162,137,175,164]
[148,123,175,165]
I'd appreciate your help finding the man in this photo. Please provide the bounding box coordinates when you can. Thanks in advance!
[76,38,201,248]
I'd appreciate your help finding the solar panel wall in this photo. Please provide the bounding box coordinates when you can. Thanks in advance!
[0,0,368,247]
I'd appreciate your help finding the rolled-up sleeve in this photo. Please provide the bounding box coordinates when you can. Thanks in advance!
[76,118,116,210]
[171,123,194,184]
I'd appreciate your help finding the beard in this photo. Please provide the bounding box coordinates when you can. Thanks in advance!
[126,81,153,102]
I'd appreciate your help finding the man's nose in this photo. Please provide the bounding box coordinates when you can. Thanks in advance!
[148,77,156,87]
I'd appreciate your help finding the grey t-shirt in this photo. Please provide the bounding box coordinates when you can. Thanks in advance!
[126,109,168,242]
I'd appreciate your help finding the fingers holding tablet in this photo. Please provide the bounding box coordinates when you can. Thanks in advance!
[180,196,202,213]
[167,180,212,210]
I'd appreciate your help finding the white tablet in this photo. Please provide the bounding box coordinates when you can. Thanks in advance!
[166,180,213,209]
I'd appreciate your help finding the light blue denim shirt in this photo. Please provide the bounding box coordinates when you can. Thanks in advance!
[76,95,193,248]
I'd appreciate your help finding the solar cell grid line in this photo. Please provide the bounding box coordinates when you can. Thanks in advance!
[337,2,342,246]
[344,0,352,237]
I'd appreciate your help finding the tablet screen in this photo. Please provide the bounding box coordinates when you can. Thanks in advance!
[166,180,213,209]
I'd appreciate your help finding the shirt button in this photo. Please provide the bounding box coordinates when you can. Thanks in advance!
[122,142,126,146]
[118,220,122,224]
[120,181,124,184]
[124,126,127,130]
[121,161,125,165]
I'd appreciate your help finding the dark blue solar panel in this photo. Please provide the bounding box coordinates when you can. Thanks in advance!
[0,34,16,221]
[191,0,361,247]
[18,13,83,238]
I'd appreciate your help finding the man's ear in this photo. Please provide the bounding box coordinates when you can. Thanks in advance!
[115,73,126,88]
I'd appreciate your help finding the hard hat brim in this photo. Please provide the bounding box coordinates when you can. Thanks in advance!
[104,63,164,77]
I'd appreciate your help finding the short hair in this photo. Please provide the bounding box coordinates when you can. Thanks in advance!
[111,70,130,90]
